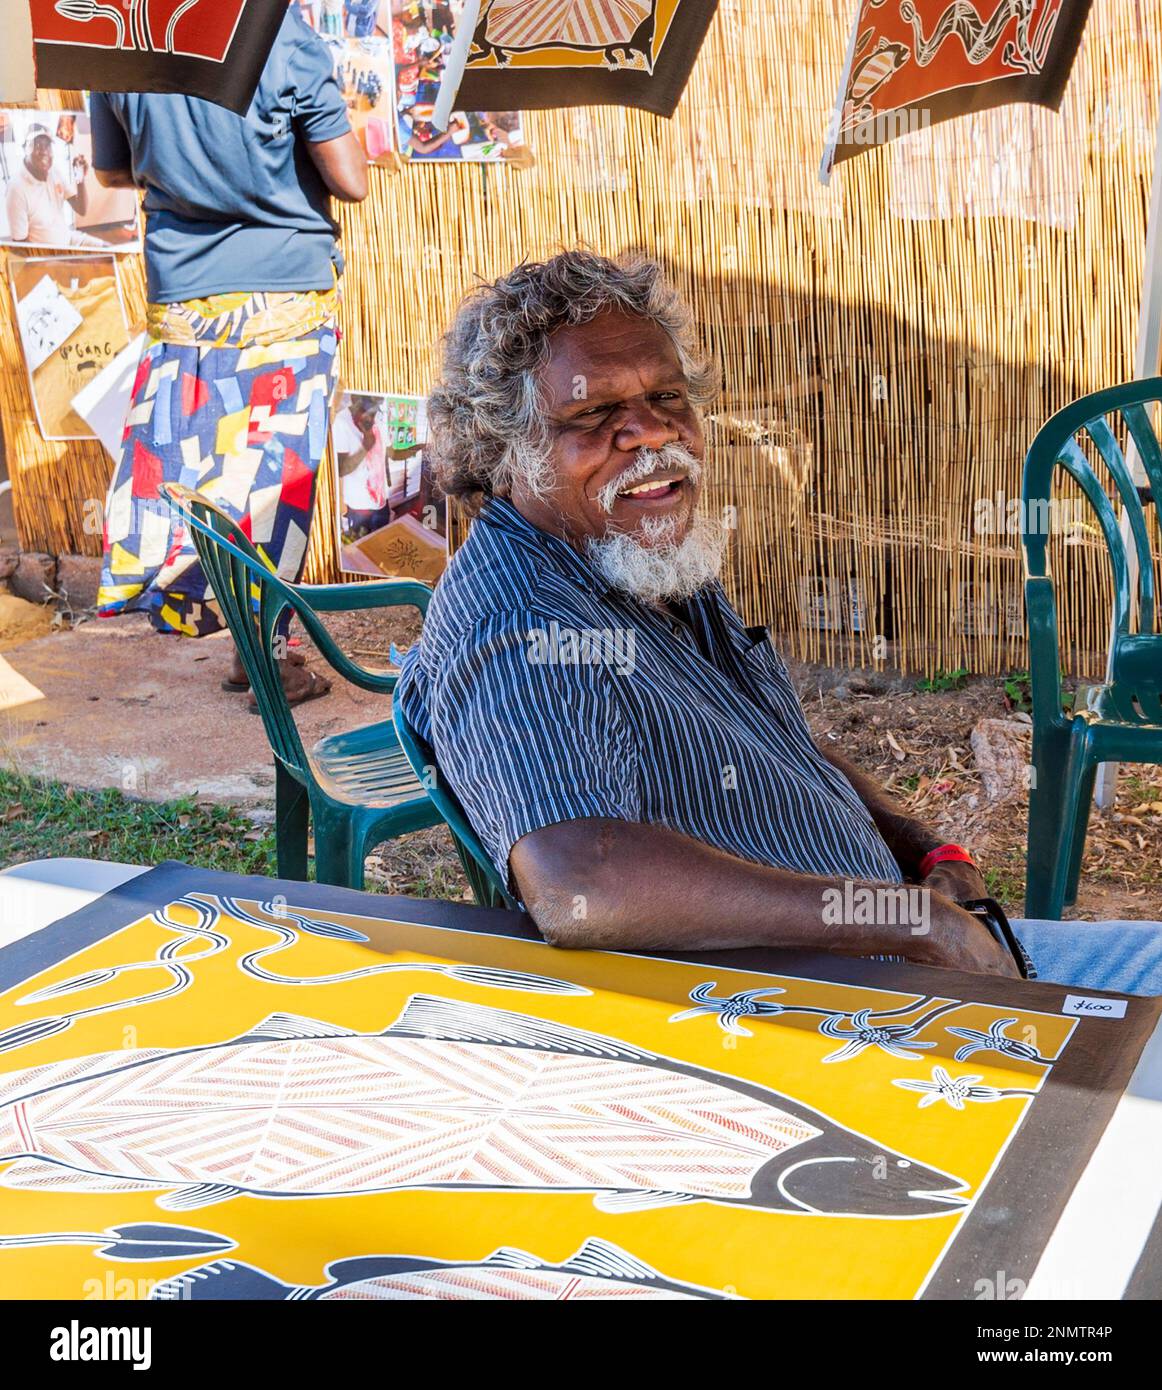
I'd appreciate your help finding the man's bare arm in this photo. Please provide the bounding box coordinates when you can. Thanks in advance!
[817,743,942,877]
[67,176,88,216]
[306,132,368,203]
[510,818,1017,976]
[337,448,368,477]
[818,743,990,899]
[94,167,136,189]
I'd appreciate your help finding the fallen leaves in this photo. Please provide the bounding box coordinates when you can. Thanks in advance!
[805,673,1162,916]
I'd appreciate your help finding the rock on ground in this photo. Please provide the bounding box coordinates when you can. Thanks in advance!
[970,717,1033,803]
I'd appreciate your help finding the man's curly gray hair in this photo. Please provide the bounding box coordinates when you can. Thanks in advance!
[427,250,720,506]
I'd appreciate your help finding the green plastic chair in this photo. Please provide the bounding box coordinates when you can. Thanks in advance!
[393,700,519,911]
[1022,378,1162,919]
[161,482,440,889]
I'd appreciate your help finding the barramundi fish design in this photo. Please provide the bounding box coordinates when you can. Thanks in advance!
[0,995,968,1217]
[151,1239,733,1301]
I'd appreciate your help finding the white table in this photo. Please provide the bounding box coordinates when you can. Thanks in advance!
[0,858,148,948]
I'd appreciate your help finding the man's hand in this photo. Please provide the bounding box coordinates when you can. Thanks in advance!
[918,895,1020,978]
[921,859,988,904]
[361,426,377,452]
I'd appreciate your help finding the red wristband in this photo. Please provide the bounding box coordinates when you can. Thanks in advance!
[918,844,977,878]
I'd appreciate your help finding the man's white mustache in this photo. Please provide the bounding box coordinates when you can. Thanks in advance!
[597,444,703,515]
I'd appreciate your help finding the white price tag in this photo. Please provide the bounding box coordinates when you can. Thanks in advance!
[1062,994,1128,1019]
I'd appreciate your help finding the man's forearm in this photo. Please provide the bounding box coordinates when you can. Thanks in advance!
[94,168,137,189]
[338,447,368,476]
[818,744,942,877]
[510,818,1013,975]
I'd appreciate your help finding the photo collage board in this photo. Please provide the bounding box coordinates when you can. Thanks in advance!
[296,0,524,164]
[332,389,448,583]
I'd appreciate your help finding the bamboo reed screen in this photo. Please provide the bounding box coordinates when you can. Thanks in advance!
[2,1,1160,677]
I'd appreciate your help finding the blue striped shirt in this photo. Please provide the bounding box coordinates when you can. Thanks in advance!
[395,498,903,894]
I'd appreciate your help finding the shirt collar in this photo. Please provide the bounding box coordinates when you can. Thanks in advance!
[477,494,731,626]
[477,495,619,598]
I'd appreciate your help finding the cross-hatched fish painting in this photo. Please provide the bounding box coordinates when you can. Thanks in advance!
[151,1239,733,1301]
[0,995,967,1217]
[0,867,1147,1300]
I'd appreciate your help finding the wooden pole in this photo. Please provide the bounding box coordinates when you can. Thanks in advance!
[1095,86,1162,809]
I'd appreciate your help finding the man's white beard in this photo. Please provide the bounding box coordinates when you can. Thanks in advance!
[585,511,728,604]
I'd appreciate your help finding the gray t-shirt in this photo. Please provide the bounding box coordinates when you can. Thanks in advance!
[90,7,349,303]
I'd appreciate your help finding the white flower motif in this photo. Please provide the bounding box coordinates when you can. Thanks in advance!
[669,983,786,1037]
[893,1066,1015,1110]
[819,1008,937,1063]
[946,1017,1047,1064]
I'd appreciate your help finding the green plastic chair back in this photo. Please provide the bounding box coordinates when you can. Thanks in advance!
[1021,378,1162,917]
[393,699,519,911]
[1024,377,1162,726]
[163,481,431,769]
[161,482,439,888]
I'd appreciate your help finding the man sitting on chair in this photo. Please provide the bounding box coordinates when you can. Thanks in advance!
[395,251,1162,995]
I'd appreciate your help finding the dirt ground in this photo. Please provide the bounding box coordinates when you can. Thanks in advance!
[0,594,53,650]
[1,593,1159,920]
[801,671,1162,921]
[0,602,420,805]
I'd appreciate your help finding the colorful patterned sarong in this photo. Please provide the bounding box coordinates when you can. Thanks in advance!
[97,287,340,637]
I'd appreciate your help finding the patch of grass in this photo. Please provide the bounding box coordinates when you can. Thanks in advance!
[0,770,475,901]
[1003,670,1033,713]
[0,769,276,877]
[916,667,970,694]
[983,858,1026,913]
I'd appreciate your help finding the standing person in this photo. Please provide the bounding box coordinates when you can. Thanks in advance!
[93,2,368,706]
[344,0,381,39]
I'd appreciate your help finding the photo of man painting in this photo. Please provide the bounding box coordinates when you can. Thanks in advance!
[334,389,447,581]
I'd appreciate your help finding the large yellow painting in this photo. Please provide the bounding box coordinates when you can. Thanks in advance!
[0,878,1114,1300]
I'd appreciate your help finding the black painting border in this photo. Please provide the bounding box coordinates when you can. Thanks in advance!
[33,0,287,117]
[1,859,1157,1300]
[455,0,720,117]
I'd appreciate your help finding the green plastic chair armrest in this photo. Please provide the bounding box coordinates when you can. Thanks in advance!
[304,636,401,694]
[290,581,430,692]
[164,486,430,696]
[296,580,432,616]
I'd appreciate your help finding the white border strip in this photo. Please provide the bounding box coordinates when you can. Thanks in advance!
[431,0,482,132]
[1024,1011,1162,1299]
